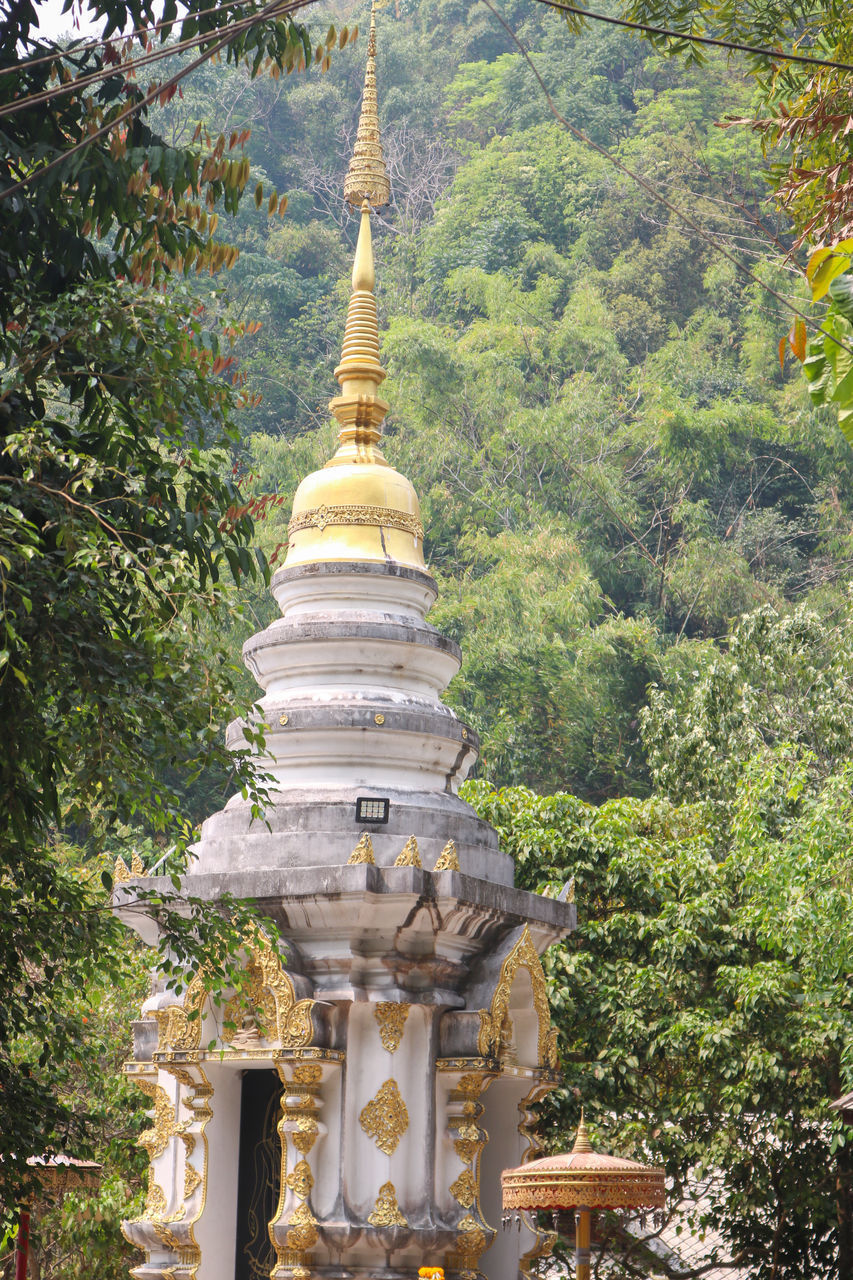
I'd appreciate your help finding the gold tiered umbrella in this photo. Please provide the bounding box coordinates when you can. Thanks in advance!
[501,1117,665,1280]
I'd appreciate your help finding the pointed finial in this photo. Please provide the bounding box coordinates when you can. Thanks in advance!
[330,2,390,457]
[394,835,421,867]
[572,1110,594,1154]
[344,0,390,209]
[328,199,388,457]
[433,839,460,872]
[348,832,376,864]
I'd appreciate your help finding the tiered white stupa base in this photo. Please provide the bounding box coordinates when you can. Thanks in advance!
[118,557,574,1280]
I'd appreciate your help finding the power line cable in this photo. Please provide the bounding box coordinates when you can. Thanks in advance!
[0,0,253,79]
[0,0,314,203]
[531,0,853,74]
[0,0,321,121]
[1,24,247,119]
[480,0,853,361]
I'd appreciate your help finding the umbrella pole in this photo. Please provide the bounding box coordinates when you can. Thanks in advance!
[14,1205,30,1280]
[575,1206,591,1280]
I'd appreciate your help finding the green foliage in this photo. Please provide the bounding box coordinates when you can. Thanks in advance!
[0,0,327,1215]
[801,256,853,440]
[464,758,853,1278]
[615,0,853,432]
[431,527,660,796]
[5,0,853,1270]
[642,600,853,802]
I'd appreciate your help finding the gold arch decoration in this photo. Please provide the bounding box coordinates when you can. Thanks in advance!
[476,927,558,1070]
[153,931,316,1059]
[240,929,316,1048]
[154,972,207,1057]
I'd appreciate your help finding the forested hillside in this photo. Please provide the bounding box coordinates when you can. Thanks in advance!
[7,0,853,1275]
[152,0,853,802]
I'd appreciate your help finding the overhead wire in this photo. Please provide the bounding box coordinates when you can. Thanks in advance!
[0,0,339,119]
[479,0,853,361]
[0,0,316,203]
[0,15,268,119]
[531,0,853,74]
[0,0,253,78]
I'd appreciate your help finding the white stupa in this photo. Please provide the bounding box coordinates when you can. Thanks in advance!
[117,9,575,1278]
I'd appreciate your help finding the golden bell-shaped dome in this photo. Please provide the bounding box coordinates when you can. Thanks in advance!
[286,451,425,570]
[284,16,425,573]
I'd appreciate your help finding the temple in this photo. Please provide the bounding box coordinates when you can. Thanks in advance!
[116,8,575,1278]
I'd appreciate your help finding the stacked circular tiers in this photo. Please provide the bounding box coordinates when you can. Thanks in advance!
[501,1118,664,1280]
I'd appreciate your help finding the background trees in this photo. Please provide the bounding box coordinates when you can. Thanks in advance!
[463,606,853,1276]
[191,6,853,1273]
[4,0,853,1273]
[0,0,323,1243]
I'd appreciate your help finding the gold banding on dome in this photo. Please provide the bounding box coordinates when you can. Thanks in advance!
[288,502,423,541]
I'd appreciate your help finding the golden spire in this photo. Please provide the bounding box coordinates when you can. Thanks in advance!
[328,0,391,465]
[327,198,389,464]
[344,0,391,209]
[283,0,425,572]
[572,1111,593,1154]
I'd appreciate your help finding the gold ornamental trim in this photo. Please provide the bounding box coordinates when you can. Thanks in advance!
[348,833,376,865]
[122,1063,213,1277]
[367,1181,409,1228]
[433,839,460,871]
[154,972,207,1055]
[286,1160,314,1200]
[374,1001,410,1052]
[288,503,424,541]
[449,1168,477,1208]
[501,1168,665,1211]
[286,1203,319,1252]
[359,1078,409,1155]
[394,835,421,867]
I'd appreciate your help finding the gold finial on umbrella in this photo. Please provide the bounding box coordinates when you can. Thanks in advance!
[501,1115,665,1280]
[343,0,390,209]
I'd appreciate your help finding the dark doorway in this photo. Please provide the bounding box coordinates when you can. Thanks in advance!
[235,1069,283,1280]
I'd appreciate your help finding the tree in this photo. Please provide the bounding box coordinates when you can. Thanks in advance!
[0,0,346,1214]
[464,753,853,1277]
[457,599,853,1277]
[598,0,853,435]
